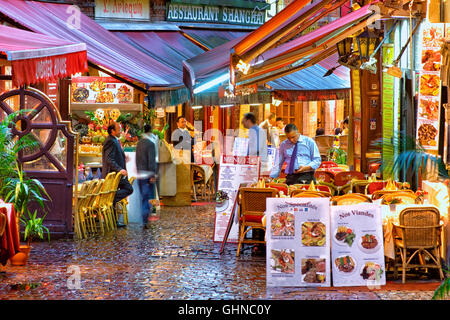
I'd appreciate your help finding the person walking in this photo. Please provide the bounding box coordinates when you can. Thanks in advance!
[102,122,133,227]
[270,123,321,185]
[241,112,267,161]
[136,124,158,229]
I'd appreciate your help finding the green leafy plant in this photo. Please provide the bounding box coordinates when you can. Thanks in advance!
[432,265,450,300]
[152,123,169,140]
[20,210,50,246]
[327,147,347,165]
[1,162,50,217]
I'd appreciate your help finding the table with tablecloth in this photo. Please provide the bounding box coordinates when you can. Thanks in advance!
[380,203,446,261]
[0,201,20,266]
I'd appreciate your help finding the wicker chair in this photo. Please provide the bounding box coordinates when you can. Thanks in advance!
[380,191,418,205]
[85,179,104,234]
[266,182,287,195]
[116,176,136,226]
[372,189,415,200]
[366,181,403,195]
[351,180,371,194]
[319,161,338,169]
[334,171,366,194]
[109,172,124,226]
[94,173,117,232]
[393,207,444,283]
[331,193,372,205]
[237,187,278,257]
[292,190,330,198]
[314,170,335,183]
[291,184,331,193]
[75,181,92,239]
[191,164,207,201]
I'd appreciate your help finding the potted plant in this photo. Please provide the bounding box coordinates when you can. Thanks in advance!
[10,210,50,266]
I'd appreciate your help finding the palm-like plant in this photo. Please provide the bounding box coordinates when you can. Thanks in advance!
[20,210,50,247]
[372,132,449,300]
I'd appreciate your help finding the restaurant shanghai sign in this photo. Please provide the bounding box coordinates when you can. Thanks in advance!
[166,3,266,25]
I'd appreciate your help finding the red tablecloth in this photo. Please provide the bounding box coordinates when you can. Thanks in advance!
[0,202,20,266]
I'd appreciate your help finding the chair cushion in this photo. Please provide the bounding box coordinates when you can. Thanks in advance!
[242,215,263,223]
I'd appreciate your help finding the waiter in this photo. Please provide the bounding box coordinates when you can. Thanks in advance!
[171,116,194,163]
[270,123,321,185]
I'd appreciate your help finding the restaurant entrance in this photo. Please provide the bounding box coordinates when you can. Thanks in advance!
[0,87,76,237]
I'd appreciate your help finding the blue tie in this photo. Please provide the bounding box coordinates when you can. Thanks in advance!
[287,142,298,175]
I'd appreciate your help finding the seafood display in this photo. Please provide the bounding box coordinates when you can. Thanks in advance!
[335,226,356,247]
[360,262,383,281]
[71,77,135,105]
[72,87,89,103]
[271,249,295,274]
[334,256,355,273]
[302,222,326,247]
[271,212,295,237]
[360,234,378,250]
[301,259,326,283]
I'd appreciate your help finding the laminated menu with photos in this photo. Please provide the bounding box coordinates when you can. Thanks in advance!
[266,198,331,287]
[330,204,386,287]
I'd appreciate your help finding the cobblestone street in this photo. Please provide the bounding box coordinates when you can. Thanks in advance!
[0,203,444,300]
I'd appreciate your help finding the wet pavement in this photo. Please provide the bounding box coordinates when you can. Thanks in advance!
[0,203,445,300]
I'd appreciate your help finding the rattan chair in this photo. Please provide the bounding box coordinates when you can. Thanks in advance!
[334,171,366,194]
[380,191,418,205]
[331,193,372,205]
[93,173,116,232]
[314,170,335,183]
[191,164,207,201]
[237,187,278,257]
[393,207,444,283]
[75,181,92,239]
[291,184,332,194]
[371,189,415,200]
[116,176,136,225]
[109,172,124,226]
[267,183,289,196]
[351,180,371,194]
[291,189,331,198]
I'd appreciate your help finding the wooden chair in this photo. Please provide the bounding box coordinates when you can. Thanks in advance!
[314,170,335,183]
[268,183,289,196]
[331,193,372,205]
[380,191,418,205]
[292,190,330,198]
[393,207,444,283]
[372,189,415,200]
[237,187,278,257]
[191,164,207,201]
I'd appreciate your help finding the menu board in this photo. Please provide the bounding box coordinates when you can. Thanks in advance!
[71,76,134,104]
[266,198,331,287]
[213,155,260,243]
[417,23,443,152]
[330,204,386,287]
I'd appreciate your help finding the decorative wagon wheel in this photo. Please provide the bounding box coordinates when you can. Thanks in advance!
[0,87,64,172]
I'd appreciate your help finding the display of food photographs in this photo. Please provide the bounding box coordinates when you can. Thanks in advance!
[301,222,326,247]
[417,118,439,148]
[271,212,295,237]
[301,258,326,283]
[419,98,440,121]
[270,249,295,274]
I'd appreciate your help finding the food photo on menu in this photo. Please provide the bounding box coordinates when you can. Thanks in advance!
[334,255,356,274]
[270,249,295,274]
[419,74,440,97]
[419,98,440,121]
[301,258,326,283]
[421,49,441,71]
[301,222,326,247]
[334,225,356,247]
[271,212,295,237]
[417,120,439,147]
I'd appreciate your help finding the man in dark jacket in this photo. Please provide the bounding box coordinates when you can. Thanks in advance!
[135,124,158,228]
[102,122,133,227]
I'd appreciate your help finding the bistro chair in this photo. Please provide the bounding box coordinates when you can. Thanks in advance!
[334,171,366,194]
[109,172,124,226]
[372,189,415,201]
[191,164,207,201]
[392,207,444,283]
[291,184,332,194]
[85,179,104,235]
[237,187,278,257]
[380,191,419,205]
[267,183,289,196]
[94,173,116,233]
[314,170,335,183]
[366,181,403,195]
[331,193,372,205]
[351,180,371,194]
[292,190,330,198]
[116,176,136,226]
[75,180,92,239]
[319,161,338,169]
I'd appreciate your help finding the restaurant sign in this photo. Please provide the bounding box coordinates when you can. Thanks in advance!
[166,2,266,25]
[95,0,150,20]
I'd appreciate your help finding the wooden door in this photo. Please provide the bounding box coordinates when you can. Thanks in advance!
[0,87,75,238]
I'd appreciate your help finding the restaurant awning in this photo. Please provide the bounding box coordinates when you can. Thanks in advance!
[180,28,250,50]
[235,4,379,86]
[0,0,184,89]
[0,25,88,87]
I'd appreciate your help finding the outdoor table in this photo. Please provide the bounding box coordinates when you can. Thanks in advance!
[0,201,20,266]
